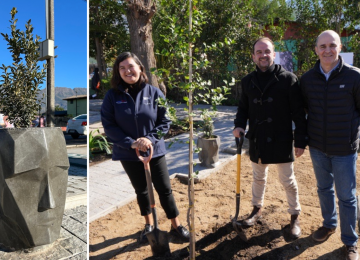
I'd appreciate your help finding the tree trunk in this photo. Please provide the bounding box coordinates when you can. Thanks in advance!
[92,2,107,81]
[95,37,107,80]
[125,0,166,95]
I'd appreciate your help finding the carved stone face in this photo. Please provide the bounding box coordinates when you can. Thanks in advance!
[0,128,69,249]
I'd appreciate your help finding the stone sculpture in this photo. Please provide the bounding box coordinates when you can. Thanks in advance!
[0,128,69,250]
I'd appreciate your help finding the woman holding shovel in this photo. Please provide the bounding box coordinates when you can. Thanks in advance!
[101,52,189,244]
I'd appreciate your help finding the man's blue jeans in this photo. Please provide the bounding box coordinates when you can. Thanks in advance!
[309,147,358,246]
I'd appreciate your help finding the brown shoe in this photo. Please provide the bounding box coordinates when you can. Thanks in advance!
[290,214,301,239]
[312,226,336,242]
[242,206,262,226]
[345,246,359,260]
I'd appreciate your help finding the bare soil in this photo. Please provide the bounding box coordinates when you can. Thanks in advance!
[89,148,360,260]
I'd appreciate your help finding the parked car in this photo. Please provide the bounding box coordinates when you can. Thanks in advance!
[66,114,87,139]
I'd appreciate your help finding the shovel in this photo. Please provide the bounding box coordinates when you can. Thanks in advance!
[136,146,171,257]
[232,132,248,241]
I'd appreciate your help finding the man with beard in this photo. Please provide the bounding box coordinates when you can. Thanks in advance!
[233,37,308,239]
[301,30,360,260]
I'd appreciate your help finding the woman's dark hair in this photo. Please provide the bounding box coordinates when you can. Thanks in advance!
[111,52,148,90]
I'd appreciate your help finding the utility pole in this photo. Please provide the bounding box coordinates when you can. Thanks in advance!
[46,0,55,127]
[75,90,78,116]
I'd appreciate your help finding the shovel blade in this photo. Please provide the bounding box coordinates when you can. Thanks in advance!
[146,228,171,257]
[232,220,248,242]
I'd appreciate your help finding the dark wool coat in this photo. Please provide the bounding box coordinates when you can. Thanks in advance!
[101,84,170,161]
[300,56,360,156]
[235,64,308,164]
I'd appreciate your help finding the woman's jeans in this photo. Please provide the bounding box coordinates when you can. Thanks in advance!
[309,147,358,246]
[121,155,179,219]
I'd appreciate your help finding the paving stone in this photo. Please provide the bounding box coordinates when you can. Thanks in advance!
[71,212,87,224]
[60,251,87,260]
[64,206,87,216]
[60,227,73,240]
[1,206,88,259]
[58,236,87,255]
[62,216,84,231]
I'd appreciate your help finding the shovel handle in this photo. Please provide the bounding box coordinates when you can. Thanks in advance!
[235,132,245,155]
[136,146,158,228]
[136,145,153,169]
[234,132,244,219]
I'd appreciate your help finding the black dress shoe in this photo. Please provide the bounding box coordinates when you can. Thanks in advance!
[139,224,153,243]
[170,225,190,242]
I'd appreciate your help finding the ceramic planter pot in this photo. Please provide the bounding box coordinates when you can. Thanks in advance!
[0,128,69,250]
[197,135,220,167]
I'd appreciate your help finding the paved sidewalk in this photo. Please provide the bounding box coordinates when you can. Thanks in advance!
[66,164,87,210]
[89,99,239,222]
[66,147,87,209]
[0,206,87,260]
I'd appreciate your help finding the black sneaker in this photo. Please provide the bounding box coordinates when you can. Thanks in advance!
[139,224,153,243]
[170,225,190,242]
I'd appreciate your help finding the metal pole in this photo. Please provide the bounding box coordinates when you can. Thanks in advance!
[46,0,55,127]
[75,90,78,116]
[188,0,195,259]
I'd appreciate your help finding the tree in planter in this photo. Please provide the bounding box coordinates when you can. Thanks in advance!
[197,79,233,138]
[0,8,46,128]
[197,80,232,167]
[0,8,69,250]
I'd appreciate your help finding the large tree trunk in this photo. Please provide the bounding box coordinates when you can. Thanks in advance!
[125,0,166,95]
[95,37,108,80]
[92,2,107,81]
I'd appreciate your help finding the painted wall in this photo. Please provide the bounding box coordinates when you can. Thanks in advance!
[67,98,87,117]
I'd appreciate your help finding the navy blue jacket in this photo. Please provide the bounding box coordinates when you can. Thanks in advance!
[300,56,360,155]
[101,84,170,161]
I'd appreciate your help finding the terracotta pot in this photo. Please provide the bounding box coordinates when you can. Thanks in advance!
[197,135,220,167]
[0,128,69,250]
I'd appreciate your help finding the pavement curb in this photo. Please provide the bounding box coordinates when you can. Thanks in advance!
[69,159,87,168]
[175,152,242,183]
[66,144,87,148]
[89,195,136,223]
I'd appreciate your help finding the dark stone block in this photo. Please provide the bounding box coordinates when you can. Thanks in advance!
[0,128,69,250]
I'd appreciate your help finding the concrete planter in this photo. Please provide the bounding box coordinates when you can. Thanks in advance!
[0,128,69,250]
[197,135,220,167]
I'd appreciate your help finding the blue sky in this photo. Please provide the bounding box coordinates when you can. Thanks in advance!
[0,1,87,90]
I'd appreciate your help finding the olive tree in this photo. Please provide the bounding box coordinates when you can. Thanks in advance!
[0,8,46,128]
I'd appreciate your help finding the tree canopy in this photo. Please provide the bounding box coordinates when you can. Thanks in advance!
[0,8,46,128]
[89,0,360,103]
